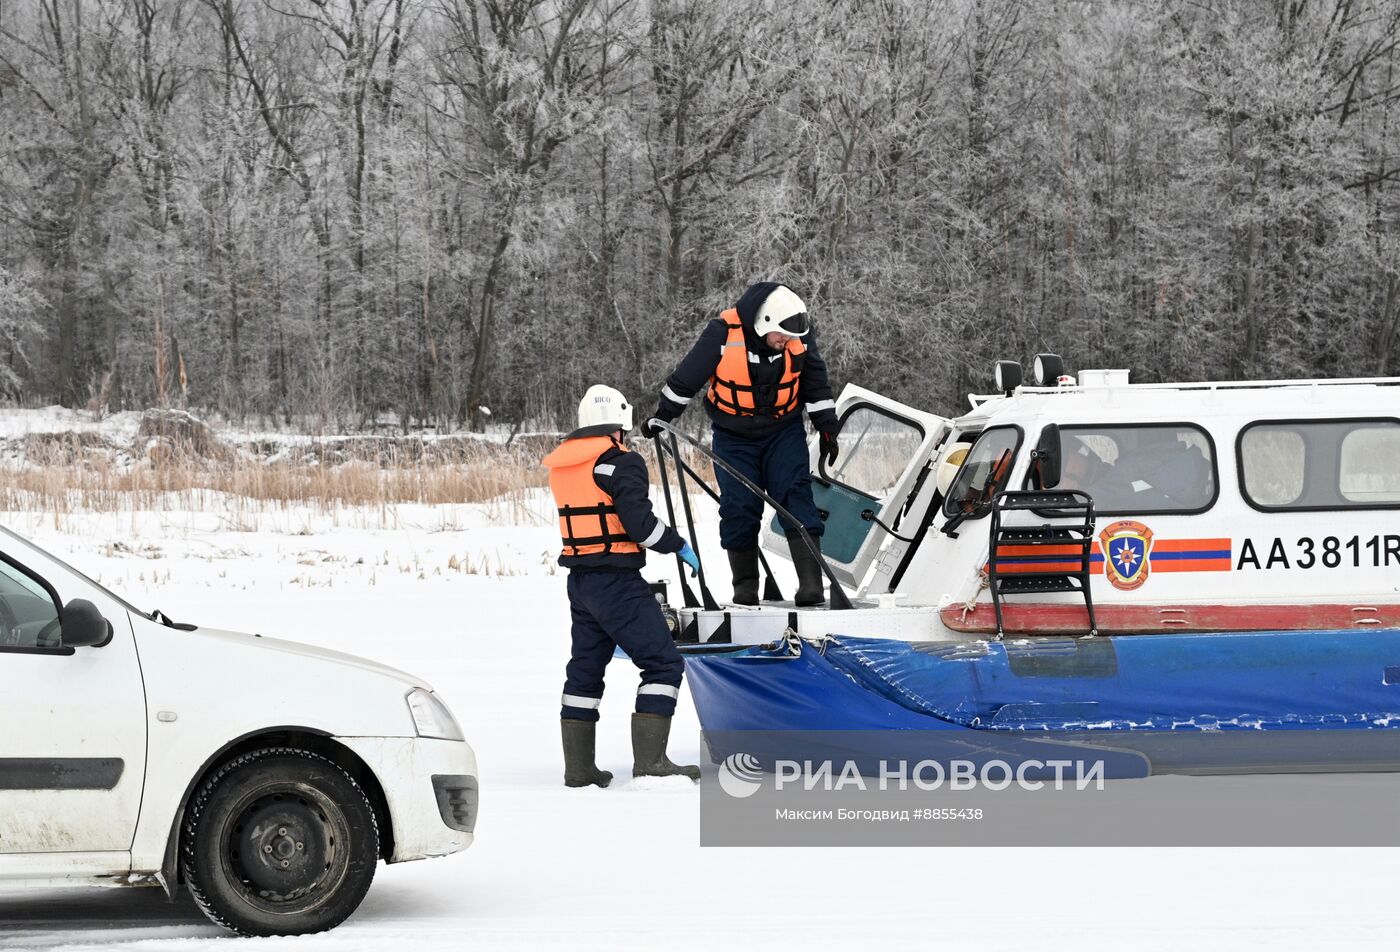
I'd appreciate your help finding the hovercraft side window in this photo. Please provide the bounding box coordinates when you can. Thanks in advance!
[1341,426,1400,503]
[1239,418,1400,511]
[941,426,1022,519]
[1032,423,1218,515]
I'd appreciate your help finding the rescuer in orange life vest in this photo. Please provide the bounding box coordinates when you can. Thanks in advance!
[644,283,838,606]
[542,385,702,788]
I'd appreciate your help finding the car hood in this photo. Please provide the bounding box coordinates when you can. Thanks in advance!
[188,626,432,691]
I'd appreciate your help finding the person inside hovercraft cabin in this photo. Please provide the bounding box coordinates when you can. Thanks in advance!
[644,282,839,607]
[1123,429,1214,507]
[542,385,702,789]
[1061,435,1131,504]
[1059,429,1212,510]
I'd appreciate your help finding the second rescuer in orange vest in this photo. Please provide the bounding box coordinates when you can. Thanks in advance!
[543,385,701,788]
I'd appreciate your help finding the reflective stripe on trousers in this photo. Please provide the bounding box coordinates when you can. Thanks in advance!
[637,683,680,699]
[561,570,685,721]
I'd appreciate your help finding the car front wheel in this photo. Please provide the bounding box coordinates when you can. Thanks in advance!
[181,747,379,936]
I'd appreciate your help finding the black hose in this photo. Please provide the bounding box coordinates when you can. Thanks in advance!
[860,508,921,544]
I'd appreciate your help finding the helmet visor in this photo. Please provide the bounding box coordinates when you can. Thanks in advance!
[776,311,810,336]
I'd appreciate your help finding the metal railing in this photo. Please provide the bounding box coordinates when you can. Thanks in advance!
[648,419,853,611]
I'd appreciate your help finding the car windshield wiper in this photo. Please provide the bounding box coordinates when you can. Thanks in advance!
[150,609,198,631]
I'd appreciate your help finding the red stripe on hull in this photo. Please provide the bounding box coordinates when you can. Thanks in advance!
[995,562,1087,574]
[989,539,1234,576]
[995,544,1086,559]
[940,602,1400,635]
[1152,558,1234,573]
[1152,538,1232,552]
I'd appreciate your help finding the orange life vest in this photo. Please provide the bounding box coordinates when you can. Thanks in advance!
[542,435,640,557]
[706,308,806,417]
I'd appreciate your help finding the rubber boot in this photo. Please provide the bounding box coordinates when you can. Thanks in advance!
[787,533,826,607]
[631,713,701,781]
[561,718,613,788]
[727,547,760,606]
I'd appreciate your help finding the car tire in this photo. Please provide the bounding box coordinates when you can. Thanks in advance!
[181,747,379,936]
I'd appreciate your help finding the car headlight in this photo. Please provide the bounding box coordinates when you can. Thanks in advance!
[406,688,464,741]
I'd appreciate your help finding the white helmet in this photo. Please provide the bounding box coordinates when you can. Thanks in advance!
[577,384,633,432]
[753,285,810,338]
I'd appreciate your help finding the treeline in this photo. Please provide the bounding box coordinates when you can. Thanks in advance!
[0,0,1397,429]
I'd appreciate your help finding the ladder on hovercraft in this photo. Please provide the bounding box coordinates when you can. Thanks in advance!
[987,490,1098,638]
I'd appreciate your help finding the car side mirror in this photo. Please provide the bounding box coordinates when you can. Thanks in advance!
[1031,423,1061,489]
[62,598,112,648]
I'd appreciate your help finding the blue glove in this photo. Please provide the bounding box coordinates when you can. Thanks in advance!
[678,542,700,577]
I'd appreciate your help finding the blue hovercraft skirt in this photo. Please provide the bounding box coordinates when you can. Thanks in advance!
[682,630,1400,775]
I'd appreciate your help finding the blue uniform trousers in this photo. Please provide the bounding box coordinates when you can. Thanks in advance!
[560,570,685,722]
[712,421,824,550]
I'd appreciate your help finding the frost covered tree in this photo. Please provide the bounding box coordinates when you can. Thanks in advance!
[0,0,1397,426]
[0,266,42,398]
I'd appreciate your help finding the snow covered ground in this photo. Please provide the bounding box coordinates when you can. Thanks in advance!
[1,490,1399,950]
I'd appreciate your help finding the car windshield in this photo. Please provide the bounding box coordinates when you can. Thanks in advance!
[0,523,152,619]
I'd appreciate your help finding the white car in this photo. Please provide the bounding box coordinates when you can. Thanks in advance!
[0,524,477,936]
